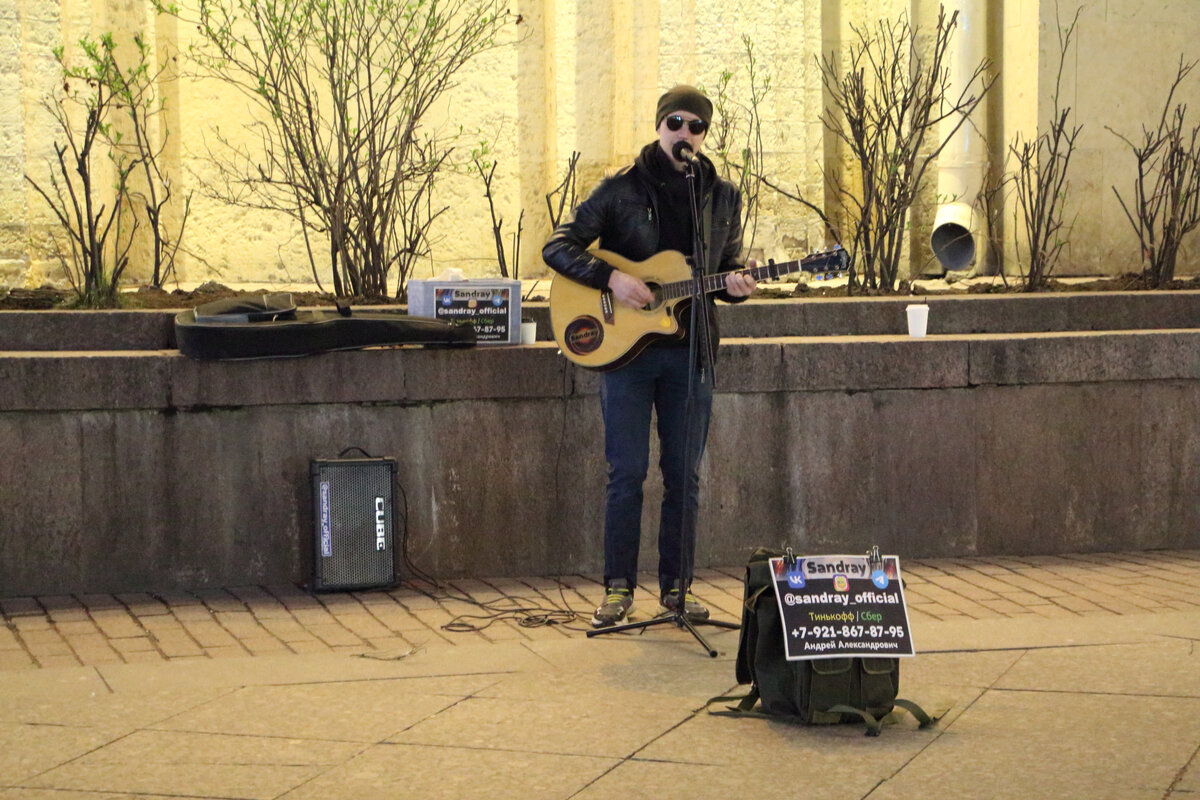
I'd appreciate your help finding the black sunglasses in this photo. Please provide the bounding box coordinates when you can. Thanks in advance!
[665,115,709,135]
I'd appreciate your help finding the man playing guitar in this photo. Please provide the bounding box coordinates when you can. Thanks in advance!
[542,84,757,628]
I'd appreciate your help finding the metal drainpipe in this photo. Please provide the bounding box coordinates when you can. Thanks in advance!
[930,0,988,275]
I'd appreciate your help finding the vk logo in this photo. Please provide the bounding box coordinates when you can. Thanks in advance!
[786,561,806,589]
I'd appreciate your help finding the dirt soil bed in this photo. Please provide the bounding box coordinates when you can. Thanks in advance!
[0,282,399,311]
[767,273,1200,298]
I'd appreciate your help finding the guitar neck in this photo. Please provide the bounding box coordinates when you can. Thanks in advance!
[659,258,805,301]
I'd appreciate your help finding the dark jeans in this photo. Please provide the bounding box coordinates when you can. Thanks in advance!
[599,346,713,594]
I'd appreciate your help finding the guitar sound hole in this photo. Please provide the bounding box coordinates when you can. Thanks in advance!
[644,283,664,311]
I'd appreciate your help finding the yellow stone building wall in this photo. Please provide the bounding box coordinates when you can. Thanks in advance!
[3,0,1199,291]
[1045,0,1200,274]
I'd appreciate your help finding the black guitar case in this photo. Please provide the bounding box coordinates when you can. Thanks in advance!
[175,294,475,360]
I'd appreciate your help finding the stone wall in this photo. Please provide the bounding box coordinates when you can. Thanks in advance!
[5,0,1199,290]
[2,293,1198,596]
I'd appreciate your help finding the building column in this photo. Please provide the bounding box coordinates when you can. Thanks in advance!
[517,0,557,278]
[573,0,636,189]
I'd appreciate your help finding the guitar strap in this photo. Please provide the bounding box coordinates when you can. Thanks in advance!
[698,186,719,371]
[700,190,714,274]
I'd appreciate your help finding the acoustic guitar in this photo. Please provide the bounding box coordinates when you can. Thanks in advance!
[549,247,848,370]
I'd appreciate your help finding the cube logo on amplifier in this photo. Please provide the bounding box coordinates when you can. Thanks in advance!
[374,497,387,550]
[311,458,397,591]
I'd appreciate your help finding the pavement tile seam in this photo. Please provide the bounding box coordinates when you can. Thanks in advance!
[137,723,384,748]
[1166,741,1200,796]
[2,629,1198,799]
[988,686,1200,702]
[0,551,1197,673]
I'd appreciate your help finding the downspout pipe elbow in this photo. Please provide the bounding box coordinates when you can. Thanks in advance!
[928,0,988,276]
[932,201,979,272]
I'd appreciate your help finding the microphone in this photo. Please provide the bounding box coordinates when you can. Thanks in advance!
[672,140,699,165]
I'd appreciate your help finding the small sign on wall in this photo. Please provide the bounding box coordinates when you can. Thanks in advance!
[408,278,521,344]
[433,286,513,342]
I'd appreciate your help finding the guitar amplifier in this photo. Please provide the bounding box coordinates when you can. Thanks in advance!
[310,458,397,591]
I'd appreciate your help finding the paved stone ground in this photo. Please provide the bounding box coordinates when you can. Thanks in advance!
[3,551,1198,670]
[2,550,1199,800]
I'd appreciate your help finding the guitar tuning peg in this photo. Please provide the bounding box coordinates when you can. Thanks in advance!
[768,257,775,266]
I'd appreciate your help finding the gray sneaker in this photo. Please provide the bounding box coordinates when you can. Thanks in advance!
[591,583,633,628]
[660,587,710,622]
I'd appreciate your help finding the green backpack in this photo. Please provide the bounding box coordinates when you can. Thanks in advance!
[712,547,934,735]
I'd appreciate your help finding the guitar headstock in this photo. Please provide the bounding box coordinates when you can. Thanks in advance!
[800,245,849,274]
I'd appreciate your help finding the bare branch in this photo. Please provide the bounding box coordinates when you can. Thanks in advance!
[1109,55,1200,286]
[24,36,145,306]
[159,0,514,297]
[1009,2,1082,290]
[813,8,993,290]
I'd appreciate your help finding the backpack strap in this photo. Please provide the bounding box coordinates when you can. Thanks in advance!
[706,687,809,725]
[824,704,884,736]
[892,698,937,728]
[745,583,770,607]
[705,686,759,713]
[707,688,937,735]
[823,698,938,736]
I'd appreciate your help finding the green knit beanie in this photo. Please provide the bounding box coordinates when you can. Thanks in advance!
[655,85,713,128]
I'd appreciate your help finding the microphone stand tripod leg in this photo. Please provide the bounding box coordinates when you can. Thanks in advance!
[674,612,719,658]
[585,616,670,638]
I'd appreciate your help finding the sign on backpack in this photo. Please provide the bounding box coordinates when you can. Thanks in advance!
[769,552,914,659]
[709,547,936,736]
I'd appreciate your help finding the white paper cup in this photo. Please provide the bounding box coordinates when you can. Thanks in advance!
[520,321,537,345]
[906,304,929,337]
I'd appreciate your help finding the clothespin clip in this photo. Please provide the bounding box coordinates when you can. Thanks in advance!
[867,544,883,573]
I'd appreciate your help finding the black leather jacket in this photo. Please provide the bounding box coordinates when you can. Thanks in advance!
[542,142,746,298]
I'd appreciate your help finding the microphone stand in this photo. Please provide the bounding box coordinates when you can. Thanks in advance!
[587,146,739,657]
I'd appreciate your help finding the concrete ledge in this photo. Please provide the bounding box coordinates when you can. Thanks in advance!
[9,328,1200,412]
[6,330,1200,413]
[4,290,1200,350]
[2,330,1198,596]
[724,291,1200,337]
[783,337,971,391]
[968,330,1200,385]
[0,351,173,410]
[0,310,177,351]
